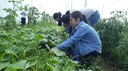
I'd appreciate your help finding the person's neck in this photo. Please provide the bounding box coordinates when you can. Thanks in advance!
[74,23,79,28]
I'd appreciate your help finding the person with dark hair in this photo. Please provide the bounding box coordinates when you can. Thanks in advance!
[53,12,62,26]
[51,11,102,65]
[61,14,72,35]
[21,11,26,25]
[65,8,100,27]
[61,11,90,35]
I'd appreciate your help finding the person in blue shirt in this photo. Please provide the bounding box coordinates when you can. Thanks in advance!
[51,11,102,65]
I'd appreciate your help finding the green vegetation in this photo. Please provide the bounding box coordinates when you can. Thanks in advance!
[95,10,128,71]
[0,23,81,71]
[0,0,128,71]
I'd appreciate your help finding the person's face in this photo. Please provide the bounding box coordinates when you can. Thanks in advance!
[70,17,80,27]
[55,18,59,22]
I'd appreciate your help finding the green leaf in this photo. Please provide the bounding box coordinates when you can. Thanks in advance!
[0,52,6,61]
[46,63,53,71]
[7,60,27,70]
[24,60,37,69]
[49,59,58,64]
[0,62,9,70]
[52,48,66,56]
[34,34,44,40]
[5,49,19,60]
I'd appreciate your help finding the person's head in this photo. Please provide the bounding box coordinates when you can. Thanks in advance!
[70,11,84,27]
[70,11,90,27]
[53,12,62,22]
[62,14,70,27]
[65,10,70,15]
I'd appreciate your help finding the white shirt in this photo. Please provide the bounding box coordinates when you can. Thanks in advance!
[21,11,26,18]
[70,8,97,19]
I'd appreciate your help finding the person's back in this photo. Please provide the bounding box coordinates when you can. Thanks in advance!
[77,21,101,56]
[21,11,26,18]
[79,8,96,19]
[79,8,100,27]
[66,8,100,27]
[69,8,96,19]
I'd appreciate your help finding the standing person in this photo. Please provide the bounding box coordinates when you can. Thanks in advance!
[51,11,102,65]
[21,11,26,25]
[53,12,62,26]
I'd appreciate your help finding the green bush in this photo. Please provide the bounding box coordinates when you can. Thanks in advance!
[95,10,128,70]
[95,17,123,55]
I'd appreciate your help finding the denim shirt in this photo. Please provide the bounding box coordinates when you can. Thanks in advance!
[56,21,102,56]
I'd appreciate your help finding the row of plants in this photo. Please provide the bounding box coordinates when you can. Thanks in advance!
[0,23,84,71]
[0,0,95,71]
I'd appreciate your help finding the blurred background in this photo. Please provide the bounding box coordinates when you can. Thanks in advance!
[0,0,128,18]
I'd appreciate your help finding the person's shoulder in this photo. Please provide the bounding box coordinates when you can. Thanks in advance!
[80,21,90,29]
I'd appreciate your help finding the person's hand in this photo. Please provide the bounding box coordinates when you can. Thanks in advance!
[50,47,66,56]
[50,48,57,55]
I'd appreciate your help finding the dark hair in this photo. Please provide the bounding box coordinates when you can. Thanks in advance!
[53,12,62,26]
[65,10,70,15]
[61,10,70,24]
[58,18,62,26]
[82,15,90,25]
[53,12,62,19]
[62,14,70,24]
[71,11,90,24]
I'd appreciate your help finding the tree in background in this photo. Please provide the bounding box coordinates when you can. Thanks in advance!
[3,0,24,27]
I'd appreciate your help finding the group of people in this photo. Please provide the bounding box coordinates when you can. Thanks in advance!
[51,8,102,65]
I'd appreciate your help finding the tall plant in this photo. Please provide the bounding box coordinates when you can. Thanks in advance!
[3,0,24,27]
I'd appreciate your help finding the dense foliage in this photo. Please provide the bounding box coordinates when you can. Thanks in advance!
[0,23,80,71]
[0,0,128,71]
[95,10,128,70]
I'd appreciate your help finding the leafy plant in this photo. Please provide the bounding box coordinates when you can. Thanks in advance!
[3,0,24,27]
[95,10,128,70]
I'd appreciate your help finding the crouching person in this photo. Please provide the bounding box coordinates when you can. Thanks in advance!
[51,11,102,65]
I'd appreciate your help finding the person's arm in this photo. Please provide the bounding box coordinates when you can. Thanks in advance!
[56,25,89,50]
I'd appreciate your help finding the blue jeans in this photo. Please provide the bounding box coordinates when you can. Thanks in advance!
[21,18,26,25]
[67,47,100,65]
[88,10,100,27]
[66,46,84,65]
